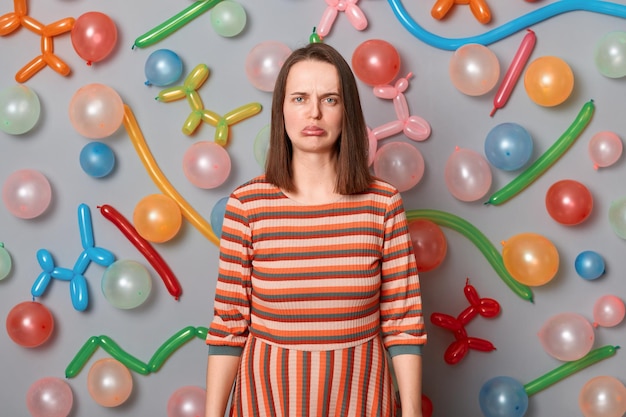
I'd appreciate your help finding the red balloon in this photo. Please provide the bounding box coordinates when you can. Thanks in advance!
[71,12,118,64]
[351,39,401,86]
[408,219,447,273]
[545,179,593,225]
[422,394,434,417]
[6,301,54,347]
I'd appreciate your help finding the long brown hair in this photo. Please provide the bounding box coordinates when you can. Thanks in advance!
[265,42,373,194]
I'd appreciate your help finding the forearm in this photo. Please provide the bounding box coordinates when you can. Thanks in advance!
[391,353,423,417]
[205,354,240,417]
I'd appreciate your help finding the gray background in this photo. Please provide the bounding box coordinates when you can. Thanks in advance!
[2,0,626,416]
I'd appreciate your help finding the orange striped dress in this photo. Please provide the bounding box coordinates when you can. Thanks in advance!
[207,176,426,417]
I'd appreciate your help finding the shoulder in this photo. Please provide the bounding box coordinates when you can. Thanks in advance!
[365,178,402,200]
[230,175,283,203]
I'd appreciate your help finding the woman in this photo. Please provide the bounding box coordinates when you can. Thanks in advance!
[205,42,426,417]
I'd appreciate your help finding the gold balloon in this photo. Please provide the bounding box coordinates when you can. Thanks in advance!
[502,232,559,286]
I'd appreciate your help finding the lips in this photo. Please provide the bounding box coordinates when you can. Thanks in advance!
[301,126,325,136]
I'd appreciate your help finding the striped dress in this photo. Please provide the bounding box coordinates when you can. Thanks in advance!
[207,176,426,417]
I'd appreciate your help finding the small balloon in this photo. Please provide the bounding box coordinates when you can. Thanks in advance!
[2,169,52,219]
[408,219,447,273]
[102,260,152,309]
[588,131,622,169]
[133,194,182,243]
[449,43,500,96]
[26,377,73,417]
[594,31,626,79]
[575,250,605,280]
[0,84,41,134]
[502,232,559,286]
[69,83,124,139]
[579,376,626,417]
[484,123,534,171]
[71,11,118,64]
[167,385,206,417]
[80,141,116,178]
[524,56,574,107]
[479,376,528,417]
[373,141,425,192]
[0,243,12,280]
[210,1,247,37]
[87,358,133,407]
[245,41,292,92]
[592,295,626,327]
[210,196,229,239]
[538,312,595,361]
[545,179,593,225]
[144,49,183,87]
[253,124,270,169]
[6,301,54,348]
[608,196,626,239]
[444,147,492,202]
[182,141,231,189]
[352,39,401,86]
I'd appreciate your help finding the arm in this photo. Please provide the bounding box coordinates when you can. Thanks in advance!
[392,354,423,417]
[205,354,240,417]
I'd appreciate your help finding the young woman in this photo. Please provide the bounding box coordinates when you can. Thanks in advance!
[205,42,426,417]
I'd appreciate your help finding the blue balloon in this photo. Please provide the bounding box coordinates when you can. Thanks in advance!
[479,376,528,417]
[79,141,116,178]
[144,49,183,87]
[210,196,229,239]
[575,250,605,280]
[484,123,533,171]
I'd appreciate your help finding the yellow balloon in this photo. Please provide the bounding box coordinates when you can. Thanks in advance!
[133,194,182,243]
[501,232,559,286]
[524,56,574,107]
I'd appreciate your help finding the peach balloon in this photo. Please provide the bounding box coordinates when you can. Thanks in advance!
[592,295,626,327]
[449,44,500,96]
[133,194,182,243]
[538,312,594,361]
[579,376,626,417]
[68,83,124,139]
[502,232,559,286]
[444,147,492,202]
[87,358,133,407]
[588,131,623,169]
[2,169,52,219]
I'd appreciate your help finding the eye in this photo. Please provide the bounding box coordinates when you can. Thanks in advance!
[293,96,304,103]
[323,96,338,105]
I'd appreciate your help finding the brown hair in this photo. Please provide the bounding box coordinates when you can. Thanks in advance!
[264,42,373,195]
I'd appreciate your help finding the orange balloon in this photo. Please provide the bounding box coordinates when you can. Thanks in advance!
[524,56,574,107]
[502,232,559,286]
[133,194,182,243]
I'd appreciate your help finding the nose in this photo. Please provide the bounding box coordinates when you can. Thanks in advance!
[309,100,322,119]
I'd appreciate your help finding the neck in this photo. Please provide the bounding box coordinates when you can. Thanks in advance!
[285,155,340,204]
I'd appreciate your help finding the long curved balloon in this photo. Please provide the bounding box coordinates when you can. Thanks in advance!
[387,0,626,50]
[405,209,533,302]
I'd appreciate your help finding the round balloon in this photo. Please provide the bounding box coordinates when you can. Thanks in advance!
[588,131,622,169]
[253,124,270,169]
[449,43,500,96]
[352,39,401,86]
[144,49,183,87]
[545,179,593,225]
[133,194,182,243]
[502,232,559,286]
[579,376,626,417]
[87,358,133,407]
[0,243,11,280]
[245,41,292,92]
[575,250,605,280]
[484,122,533,171]
[6,301,54,348]
[408,219,447,272]
[592,295,626,327]
[182,141,231,189]
[373,141,425,192]
[71,11,118,64]
[538,312,595,361]
[210,0,247,37]
[102,259,152,309]
[608,196,626,239]
[444,147,492,202]
[594,31,626,79]
[167,385,206,417]
[80,141,116,178]
[69,83,124,139]
[26,377,73,417]
[0,84,41,135]
[524,56,574,107]
[210,196,229,239]
[2,169,52,219]
[479,376,528,417]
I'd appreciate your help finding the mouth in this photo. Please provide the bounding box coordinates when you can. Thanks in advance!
[302,126,325,136]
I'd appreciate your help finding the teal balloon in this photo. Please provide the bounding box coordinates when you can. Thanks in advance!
[479,376,528,417]
[0,243,12,280]
[210,1,247,37]
[102,260,152,309]
[80,141,116,178]
[594,31,626,78]
[575,250,605,280]
[0,85,41,135]
[144,49,183,87]
[484,123,533,171]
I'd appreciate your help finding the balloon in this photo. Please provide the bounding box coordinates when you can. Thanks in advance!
[0,243,11,280]
[167,386,206,417]
[71,12,117,64]
[317,0,368,37]
[101,260,152,310]
[210,1,247,37]
[592,295,625,327]
[144,49,183,87]
[373,141,425,192]
[545,179,593,225]
[79,141,116,178]
[444,147,492,202]
[422,394,434,417]
[486,100,594,205]
[87,358,133,407]
[524,56,574,107]
[479,376,528,417]
[69,83,124,139]
[579,376,626,417]
[210,196,229,239]
[431,0,491,23]
[254,124,270,168]
[449,43,500,96]
[6,301,54,348]
[594,31,626,78]
[491,29,536,116]
[182,141,232,189]
[352,39,401,86]
[0,84,40,134]
[245,41,292,92]
[99,204,182,299]
[408,219,447,272]
[608,196,626,239]
[405,209,533,302]
[588,131,622,169]
[502,232,559,286]
[133,194,182,243]
[538,312,595,361]
[26,377,73,417]
[575,250,605,281]
[484,122,533,171]
[2,169,52,219]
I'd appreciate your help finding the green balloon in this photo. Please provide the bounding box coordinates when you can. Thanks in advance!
[594,31,626,79]
[0,85,41,135]
[0,243,11,280]
[210,0,247,38]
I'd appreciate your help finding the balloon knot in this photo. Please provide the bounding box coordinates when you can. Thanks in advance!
[86,61,92,67]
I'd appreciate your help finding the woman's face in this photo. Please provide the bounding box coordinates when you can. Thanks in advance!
[282,59,343,159]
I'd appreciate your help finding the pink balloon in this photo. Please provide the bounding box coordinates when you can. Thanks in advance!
[444,147,492,202]
[2,169,52,219]
[6,301,54,347]
[167,386,206,417]
[579,376,626,417]
[69,83,124,139]
[26,377,73,417]
[87,358,133,407]
[183,141,232,189]
[538,312,595,361]
[589,131,623,169]
[71,12,118,64]
[449,44,500,96]
[245,41,292,92]
[592,295,626,327]
[373,141,425,192]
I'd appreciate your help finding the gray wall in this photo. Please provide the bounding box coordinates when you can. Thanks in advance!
[2,1,626,416]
